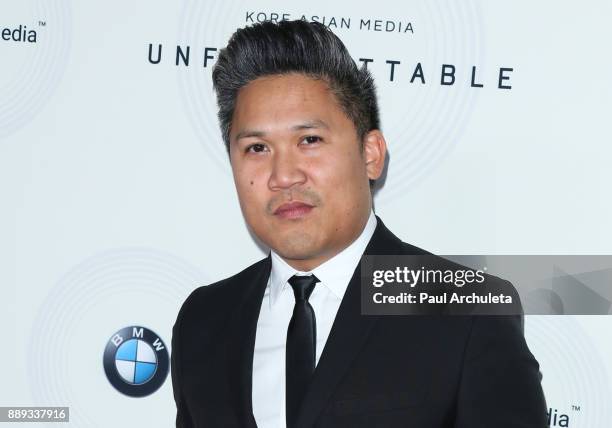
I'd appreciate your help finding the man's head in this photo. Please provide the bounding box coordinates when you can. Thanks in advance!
[212,20,387,271]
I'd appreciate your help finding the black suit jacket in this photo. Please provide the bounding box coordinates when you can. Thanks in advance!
[171,217,548,427]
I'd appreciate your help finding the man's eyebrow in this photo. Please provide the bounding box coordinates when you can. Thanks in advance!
[234,120,331,141]
[290,119,330,131]
[234,130,266,141]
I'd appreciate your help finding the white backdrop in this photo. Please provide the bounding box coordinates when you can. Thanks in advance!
[2,0,611,426]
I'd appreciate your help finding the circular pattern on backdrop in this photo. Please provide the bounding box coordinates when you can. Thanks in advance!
[525,316,612,427]
[376,0,485,206]
[26,247,208,427]
[176,0,242,174]
[0,0,72,140]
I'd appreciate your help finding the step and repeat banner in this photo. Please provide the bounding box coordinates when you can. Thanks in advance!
[2,0,611,426]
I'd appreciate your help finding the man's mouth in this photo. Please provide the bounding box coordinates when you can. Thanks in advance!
[273,201,315,220]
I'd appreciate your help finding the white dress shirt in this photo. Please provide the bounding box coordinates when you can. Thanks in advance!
[252,210,377,428]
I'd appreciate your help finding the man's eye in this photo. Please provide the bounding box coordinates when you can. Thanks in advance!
[245,143,267,153]
[301,136,322,145]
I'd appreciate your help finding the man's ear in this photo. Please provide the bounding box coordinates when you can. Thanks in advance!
[363,129,387,180]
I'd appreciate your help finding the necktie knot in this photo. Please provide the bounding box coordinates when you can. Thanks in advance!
[288,274,319,302]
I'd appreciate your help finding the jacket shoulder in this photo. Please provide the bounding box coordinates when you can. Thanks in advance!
[176,256,269,321]
[371,216,432,256]
[397,240,431,255]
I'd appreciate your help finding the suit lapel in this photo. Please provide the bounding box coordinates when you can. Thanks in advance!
[294,217,407,428]
[226,256,271,428]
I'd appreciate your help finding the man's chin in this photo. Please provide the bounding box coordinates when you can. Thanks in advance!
[270,232,321,261]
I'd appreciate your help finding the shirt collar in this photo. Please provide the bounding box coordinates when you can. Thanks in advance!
[268,210,377,307]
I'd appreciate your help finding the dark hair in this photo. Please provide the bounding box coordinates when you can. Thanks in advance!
[212,19,380,153]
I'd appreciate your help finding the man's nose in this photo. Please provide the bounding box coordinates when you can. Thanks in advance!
[268,149,307,191]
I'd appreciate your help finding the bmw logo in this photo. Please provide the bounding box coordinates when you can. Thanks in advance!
[103,326,169,397]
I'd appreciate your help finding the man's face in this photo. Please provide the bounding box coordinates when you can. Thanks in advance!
[229,73,385,271]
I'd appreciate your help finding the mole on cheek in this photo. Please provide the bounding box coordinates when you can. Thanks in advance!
[250,180,254,186]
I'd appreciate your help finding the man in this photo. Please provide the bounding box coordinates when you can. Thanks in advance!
[171,20,547,428]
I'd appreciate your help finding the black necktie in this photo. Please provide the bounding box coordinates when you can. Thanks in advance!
[286,274,319,428]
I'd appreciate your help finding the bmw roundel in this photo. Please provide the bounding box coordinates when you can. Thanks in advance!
[103,326,169,397]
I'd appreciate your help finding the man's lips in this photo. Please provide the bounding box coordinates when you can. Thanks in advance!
[273,201,315,220]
